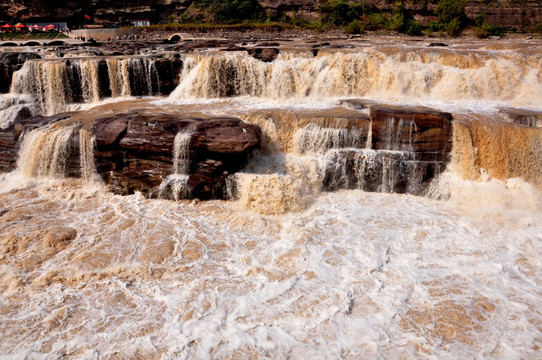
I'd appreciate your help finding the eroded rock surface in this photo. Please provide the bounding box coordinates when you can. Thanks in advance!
[321,101,453,195]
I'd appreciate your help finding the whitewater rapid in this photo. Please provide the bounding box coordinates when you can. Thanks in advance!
[0,173,541,358]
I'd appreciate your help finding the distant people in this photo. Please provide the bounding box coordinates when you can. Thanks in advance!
[108,36,111,41]
[116,35,119,41]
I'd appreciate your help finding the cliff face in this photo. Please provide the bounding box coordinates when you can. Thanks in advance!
[0,0,190,25]
[465,1,542,31]
[1,0,542,31]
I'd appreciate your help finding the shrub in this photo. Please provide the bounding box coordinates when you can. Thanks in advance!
[475,22,506,38]
[434,0,467,36]
[345,19,363,34]
[317,0,367,25]
[193,0,264,23]
[361,12,389,31]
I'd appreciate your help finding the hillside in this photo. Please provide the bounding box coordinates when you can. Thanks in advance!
[1,0,541,32]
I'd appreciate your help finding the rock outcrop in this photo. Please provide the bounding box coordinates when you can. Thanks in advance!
[0,110,261,200]
[322,100,453,195]
[92,112,261,199]
[499,107,542,128]
[0,52,41,93]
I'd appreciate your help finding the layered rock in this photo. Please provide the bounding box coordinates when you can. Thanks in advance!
[93,112,260,198]
[0,110,261,200]
[321,101,453,195]
[499,107,542,128]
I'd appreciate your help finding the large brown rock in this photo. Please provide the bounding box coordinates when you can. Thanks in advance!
[91,111,261,199]
[316,101,454,196]
[193,118,262,154]
[247,48,280,62]
[370,104,453,156]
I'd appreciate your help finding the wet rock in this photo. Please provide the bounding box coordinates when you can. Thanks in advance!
[193,118,262,154]
[92,116,128,146]
[258,42,280,47]
[248,48,280,62]
[0,52,41,93]
[0,128,17,173]
[370,104,453,156]
[498,107,542,128]
[91,111,261,199]
[223,45,248,52]
[428,42,448,47]
[154,57,183,94]
[318,102,453,196]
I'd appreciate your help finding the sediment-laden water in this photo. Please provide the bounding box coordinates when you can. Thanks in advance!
[1,38,542,358]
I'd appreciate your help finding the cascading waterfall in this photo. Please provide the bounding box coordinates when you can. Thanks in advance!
[293,123,366,154]
[11,60,72,116]
[16,123,99,183]
[107,58,131,98]
[449,114,542,189]
[78,60,101,104]
[79,128,100,184]
[173,130,193,175]
[10,57,161,116]
[16,124,77,178]
[158,129,194,200]
[231,110,425,213]
[170,50,542,105]
[3,40,542,360]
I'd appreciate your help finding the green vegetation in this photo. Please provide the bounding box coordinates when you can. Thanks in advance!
[173,0,265,23]
[156,0,530,37]
[434,0,467,36]
[148,21,290,32]
[473,13,505,38]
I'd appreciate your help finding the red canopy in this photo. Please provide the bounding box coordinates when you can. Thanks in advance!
[1,24,13,28]
[15,23,28,28]
[31,24,40,28]
[44,24,56,29]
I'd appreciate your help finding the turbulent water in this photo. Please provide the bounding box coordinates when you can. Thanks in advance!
[1,38,542,358]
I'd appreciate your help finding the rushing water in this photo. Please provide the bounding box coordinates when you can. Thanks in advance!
[1,39,542,358]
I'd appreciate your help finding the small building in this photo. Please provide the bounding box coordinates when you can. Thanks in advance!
[133,20,150,27]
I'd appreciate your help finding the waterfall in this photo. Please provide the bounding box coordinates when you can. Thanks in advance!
[380,117,417,152]
[450,114,542,189]
[79,128,100,184]
[16,123,99,183]
[107,58,131,97]
[78,60,101,104]
[11,60,72,116]
[173,130,193,175]
[158,128,194,200]
[10,57,161,116]
[17,124,77,178]
[293,123,366,154]
[170,50,542,106]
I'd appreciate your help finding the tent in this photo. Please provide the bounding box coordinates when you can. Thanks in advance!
[1,24,13,29]
[43,24,56,30]
[15,23,28,28]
